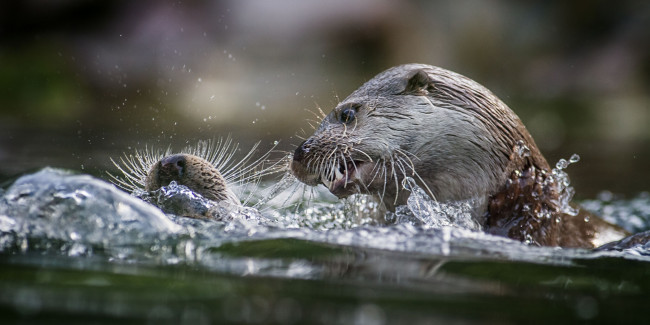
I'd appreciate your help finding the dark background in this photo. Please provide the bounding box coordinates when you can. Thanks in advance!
[1,0,648,198]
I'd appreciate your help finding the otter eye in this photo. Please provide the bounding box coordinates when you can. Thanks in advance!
[339,106,357,124]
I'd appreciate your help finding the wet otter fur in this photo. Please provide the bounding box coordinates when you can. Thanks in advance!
[291,63,627,248]
[144,153,238,204]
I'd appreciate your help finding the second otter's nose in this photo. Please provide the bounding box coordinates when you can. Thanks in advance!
[160,154,186,178]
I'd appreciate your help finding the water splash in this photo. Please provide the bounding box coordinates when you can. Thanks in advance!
[545,154,581,217]
[389,177,482,231]
[2,167,650,272]
[0,168,180,256]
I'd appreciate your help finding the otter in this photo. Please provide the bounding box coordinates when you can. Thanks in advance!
[290,63,627,248]
[144,153,238,204]
[109,138,280,218]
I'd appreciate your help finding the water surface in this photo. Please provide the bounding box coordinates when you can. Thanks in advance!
[1,168,649,324]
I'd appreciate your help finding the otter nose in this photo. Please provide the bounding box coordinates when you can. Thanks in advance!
[293,139,312,162]
[160,154,186,178]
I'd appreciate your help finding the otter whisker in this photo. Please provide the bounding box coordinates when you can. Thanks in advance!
[331,154,341,180]
[388,155,401,206]
[188,137,275,188]
[340,151,349,188]
[304,107,324,121]
[365,157,385,188]
[393,148,419,169]
[349,148,373,163]
[319,150,332,179]
[394,156,409,179]
[108,157,142,191]
[306,120,318,130]
[323,146,340,177]
[239,154,288,183]
[316,151,328,176]
[314,151,326,176]
[378,162,389,208]
[349,159,374,196]
[314,103,327,119]
[207,138,241,176]
[322,156,334,182]
[221,141,267,182]
[199,137,231,168]
[394,149,437,202]
[108,147,164,191]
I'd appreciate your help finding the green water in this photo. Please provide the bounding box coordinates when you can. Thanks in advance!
[2,240,649,324]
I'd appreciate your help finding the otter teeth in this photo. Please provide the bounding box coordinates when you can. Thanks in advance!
[322,165,347,191]
[334,166,345,183]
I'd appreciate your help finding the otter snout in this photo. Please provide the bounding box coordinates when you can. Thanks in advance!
[158,154,186,182]
[290,139,320,186]
[293,139,311,162]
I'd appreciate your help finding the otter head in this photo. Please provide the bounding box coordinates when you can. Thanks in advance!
[145,153,238,204]
[291,63,547,213]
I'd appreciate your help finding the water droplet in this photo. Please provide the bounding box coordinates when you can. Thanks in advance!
[514,140,530,157]
[524,234,533,244]
[569,154,580,163]
[555,159,569,169]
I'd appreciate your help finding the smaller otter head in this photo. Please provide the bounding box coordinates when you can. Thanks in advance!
[145,153,236,203]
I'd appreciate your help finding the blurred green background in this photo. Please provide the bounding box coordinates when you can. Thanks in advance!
[1,0,648,198]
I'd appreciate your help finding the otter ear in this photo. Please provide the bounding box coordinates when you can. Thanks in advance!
[401,69,433,95]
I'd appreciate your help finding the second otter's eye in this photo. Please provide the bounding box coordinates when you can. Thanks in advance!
[339,107,356,124]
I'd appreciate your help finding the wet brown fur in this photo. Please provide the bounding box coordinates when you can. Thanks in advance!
[146,154,234,203]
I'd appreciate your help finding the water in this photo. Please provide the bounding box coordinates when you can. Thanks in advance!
[1,167,650,324]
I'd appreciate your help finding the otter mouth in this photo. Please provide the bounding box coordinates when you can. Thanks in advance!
[320,160,368,197]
